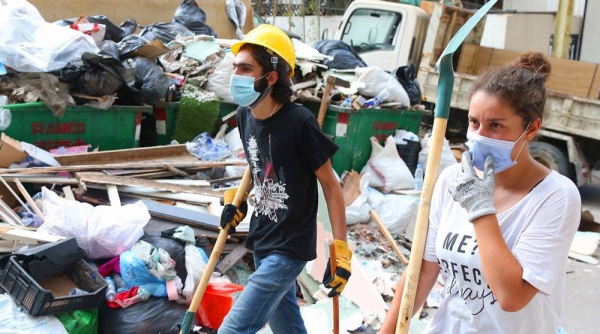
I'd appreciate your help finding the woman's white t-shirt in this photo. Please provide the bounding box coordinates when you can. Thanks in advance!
[423,164,581,334]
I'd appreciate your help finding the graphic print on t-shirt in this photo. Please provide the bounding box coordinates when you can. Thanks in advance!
[438,231,497,315]
[247,135,289,222]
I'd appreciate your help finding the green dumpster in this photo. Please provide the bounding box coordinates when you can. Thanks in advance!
[154,102,180,146]
[3,102,148,151]
[321,105,423,175]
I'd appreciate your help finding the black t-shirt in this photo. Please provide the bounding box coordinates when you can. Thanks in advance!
[237,102,339,261]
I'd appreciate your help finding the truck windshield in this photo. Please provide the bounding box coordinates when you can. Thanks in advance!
[341,8,402,54]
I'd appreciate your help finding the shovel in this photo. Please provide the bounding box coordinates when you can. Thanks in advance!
[179,166,251,334]
[395,1,498,333]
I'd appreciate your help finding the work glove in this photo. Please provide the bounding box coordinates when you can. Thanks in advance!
[219,188,248,234]
[322,239,352,297]
[448,152,497,222]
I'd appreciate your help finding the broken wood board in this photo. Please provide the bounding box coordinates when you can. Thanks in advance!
[2,175,79,185]
[13,179,44,222]
[217,244,249,274]
[309,222,388,315]
[76,173,222,197]
[144,216,221,239]
[106,185,121,207]
[62,186,75,200]
[0,160,247,175]
[54,144,191,166]
[88,185,221,205]
[140,199,221,231]
[1,229,65,244]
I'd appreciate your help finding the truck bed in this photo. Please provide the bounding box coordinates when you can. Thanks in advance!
[418,63,600,142]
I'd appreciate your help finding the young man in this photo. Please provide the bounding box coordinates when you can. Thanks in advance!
[218,24,351,333]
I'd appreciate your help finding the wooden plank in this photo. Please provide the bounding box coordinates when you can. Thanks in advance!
[106,185,121,207]
[77,173,223,197]
[62,186,75,200]
[0,207,18,226]
[216,244,249,273]
[0,198,21,224]
[86,184,221,205]
[0,175,31,214]
[0,161,247,175]
[1,229,65,243]
[370,210,409,265]
[458,43,599,98]
[54,144,191,166]
[13,179,44,222]
[140,199,221,231]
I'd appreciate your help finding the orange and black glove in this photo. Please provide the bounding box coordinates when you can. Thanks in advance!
[219,188,248,235]
[322,239,352,297]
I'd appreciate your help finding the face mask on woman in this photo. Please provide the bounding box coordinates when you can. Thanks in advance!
[229,73,272,107]
[466,123,530,173]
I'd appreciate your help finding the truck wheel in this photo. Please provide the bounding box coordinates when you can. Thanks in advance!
[529,141,571,177]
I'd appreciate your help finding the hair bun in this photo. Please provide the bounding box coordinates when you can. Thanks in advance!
[514,52,551,82]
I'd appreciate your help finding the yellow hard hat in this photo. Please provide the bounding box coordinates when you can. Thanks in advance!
[231,24,296,77]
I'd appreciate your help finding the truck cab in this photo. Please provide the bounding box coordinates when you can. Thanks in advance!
[334,0,429,72]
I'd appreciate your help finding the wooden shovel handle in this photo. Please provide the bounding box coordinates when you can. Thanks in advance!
[329,240,340,334]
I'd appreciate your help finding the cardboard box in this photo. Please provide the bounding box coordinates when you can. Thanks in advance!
[124,39,171,59]
[0,133,27,168]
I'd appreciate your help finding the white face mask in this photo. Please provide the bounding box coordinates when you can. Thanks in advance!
[466,123,530,173]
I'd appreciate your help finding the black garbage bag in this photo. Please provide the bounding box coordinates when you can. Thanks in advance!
[311,39,368,70]
[140,232,187,283]
[119,57,175,105]
[87,15,127,42]
[173,0,217,37]
[395,63,422,106]
[117,35,150,57]
[99,297,187,334]
[58,42,134,97]
[120,19,138,37]
[140,22,194,43]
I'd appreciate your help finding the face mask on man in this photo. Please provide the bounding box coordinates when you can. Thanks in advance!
[229,72,273,107]
[466,123,530,173]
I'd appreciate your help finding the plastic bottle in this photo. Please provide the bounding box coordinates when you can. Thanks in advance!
[414,163,424,191]
[339,97,352,109]
[105,276,117,301]
[363,89,390,108]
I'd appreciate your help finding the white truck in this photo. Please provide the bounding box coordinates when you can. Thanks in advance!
[334,0,599,186]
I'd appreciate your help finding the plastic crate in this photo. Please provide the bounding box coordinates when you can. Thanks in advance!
[0,256,107,316]
[321,106,423,175]
[3,102,149,151]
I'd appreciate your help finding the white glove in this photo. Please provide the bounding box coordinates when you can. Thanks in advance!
[448,152,496,222]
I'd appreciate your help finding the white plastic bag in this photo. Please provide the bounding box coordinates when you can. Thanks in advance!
[345,173,371,225]
[367,188,419,235]
[205,52,235,103]
[0,293,68,334]
[0,0,99,72]
[418,133,458,175]
[40,187,150,259]
[361,137,385,188]
[354,66,410,107]
[182,244,207,303]
[362,136,414,192]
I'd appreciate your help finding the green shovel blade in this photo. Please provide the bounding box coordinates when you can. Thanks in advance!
[434,0,498,119]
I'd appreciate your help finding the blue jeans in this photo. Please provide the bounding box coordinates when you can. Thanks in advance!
[218,253,308,334]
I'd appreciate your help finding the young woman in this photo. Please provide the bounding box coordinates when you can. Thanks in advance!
[381,52,581,333]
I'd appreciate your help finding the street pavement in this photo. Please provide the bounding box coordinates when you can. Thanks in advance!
[563,184,600,334]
